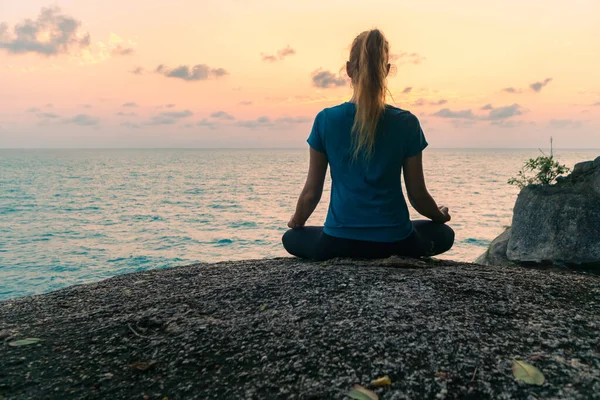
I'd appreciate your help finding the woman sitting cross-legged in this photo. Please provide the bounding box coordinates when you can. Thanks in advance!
[282,28,454,261]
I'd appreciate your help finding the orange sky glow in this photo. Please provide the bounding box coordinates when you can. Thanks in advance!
[1,0,599,148]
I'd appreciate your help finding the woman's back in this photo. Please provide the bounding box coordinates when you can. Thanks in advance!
[282,28,453,261]
[308,102,428,242]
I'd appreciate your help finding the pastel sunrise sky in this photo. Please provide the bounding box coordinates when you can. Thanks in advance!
[1,0,599,148]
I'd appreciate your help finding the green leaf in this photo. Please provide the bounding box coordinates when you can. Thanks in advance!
[8,338,42,347]
[347,385,378,400]
[512,359,545,385]
[258,304,268,311]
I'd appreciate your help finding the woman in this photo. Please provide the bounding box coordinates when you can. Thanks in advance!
[283,29,454,261]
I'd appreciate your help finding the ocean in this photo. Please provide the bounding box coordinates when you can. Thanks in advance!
[1,148,597,300]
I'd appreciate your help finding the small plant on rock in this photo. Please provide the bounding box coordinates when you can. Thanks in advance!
[508,137,570,189]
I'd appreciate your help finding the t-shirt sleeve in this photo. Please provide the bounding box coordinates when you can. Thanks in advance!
[307,110,326,153]
[405,113,428,157]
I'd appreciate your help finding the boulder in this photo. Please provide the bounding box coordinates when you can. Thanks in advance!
[478,156,600,269]
[474,227,516,267]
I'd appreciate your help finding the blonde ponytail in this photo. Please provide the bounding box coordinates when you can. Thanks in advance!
[348,29,389,159]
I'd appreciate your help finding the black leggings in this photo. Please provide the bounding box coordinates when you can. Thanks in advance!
[282,220,455,261]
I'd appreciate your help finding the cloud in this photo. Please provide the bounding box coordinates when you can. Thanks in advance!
[235,116,271,129]
[130,66,144,75]
[530,78,552,93]
[210,111,235,120]
[121,121,140,129]
[485,104,523,120]
[239,100,253,106]
[166,104,176,108]
[548,119,583,129]
[412,98,426,107]
[82,104,92,108]
[27,107,41,113]
[593,101,600,106]
[275,116,311,124]
[432,108,476,119]
[480,104,494,110]
[146,110,193,125]
[45,103,53,108]
[116,112,137,117]
[122,102,138,108]
[63,114,99,126]
[235,116,311,129]
[77,32,136,65]
[261,54,277,63]
[502,78,553,95]
[0,6,91,56]
[262,45,296,62]
[147,118,177,126]
[111,45,134,56]
[277,45,296,59]
[430,99,448,106]
[197,119,216,129]
[160,110,193,119]
[155,64,228,81]
[311,69,346,88]
[402,87,412,94]
[389,52,426,65]
[38,112,60,119]
[491,120,533,129]
[433,104,523,121]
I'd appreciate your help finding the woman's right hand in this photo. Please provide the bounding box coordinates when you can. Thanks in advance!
[287,216,305,229]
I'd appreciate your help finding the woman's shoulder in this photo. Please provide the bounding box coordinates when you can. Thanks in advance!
[321,102,352,115]
[384,105,420,126]
[314,102,353,122]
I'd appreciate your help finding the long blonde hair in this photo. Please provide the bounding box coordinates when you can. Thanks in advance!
[347,29,390,159]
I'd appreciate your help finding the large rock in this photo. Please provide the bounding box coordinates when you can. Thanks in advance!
[479,156,600,269]
[474,227,516,267]
[507,186,600,264]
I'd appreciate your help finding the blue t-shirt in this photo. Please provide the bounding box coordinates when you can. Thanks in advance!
[307,102,428,242]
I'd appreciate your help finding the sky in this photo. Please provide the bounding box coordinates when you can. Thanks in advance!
[1,0,599,148]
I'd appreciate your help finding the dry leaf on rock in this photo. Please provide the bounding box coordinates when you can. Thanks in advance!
[347,384,378,400]
[370,375,391,387]
[512,359,545,385]
[129,361,157,371]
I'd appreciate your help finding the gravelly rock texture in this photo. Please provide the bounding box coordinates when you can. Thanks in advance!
[1,257,599,400]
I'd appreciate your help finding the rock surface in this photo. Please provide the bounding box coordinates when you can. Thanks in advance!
[480,156,600,269]
[474,228,515,267]
[1,257,599,399]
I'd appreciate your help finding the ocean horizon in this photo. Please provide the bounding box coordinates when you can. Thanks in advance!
[1,148,598,300]
[2,147,599,150]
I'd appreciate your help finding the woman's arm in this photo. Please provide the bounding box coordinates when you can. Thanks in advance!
[288,148,328,228]
[403,152,451,223]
